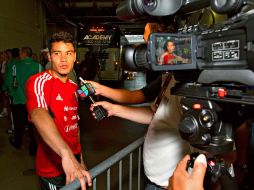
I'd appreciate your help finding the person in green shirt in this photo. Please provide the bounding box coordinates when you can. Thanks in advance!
[9,46,44,152]
[2,48,19,99]
[1,48,19,134]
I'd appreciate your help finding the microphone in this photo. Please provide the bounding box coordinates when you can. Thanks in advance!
[78,77,108,121]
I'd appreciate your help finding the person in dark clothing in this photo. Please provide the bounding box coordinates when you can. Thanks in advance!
[8,47,43,151]
[77,50,100,81]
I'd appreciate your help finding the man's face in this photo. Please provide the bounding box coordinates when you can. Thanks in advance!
[50,41,76,78]
[19,50,26,60]
[6,51,12,59]
[167,41,175,53]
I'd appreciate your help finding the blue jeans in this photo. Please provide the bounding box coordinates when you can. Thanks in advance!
[146,180,165,190]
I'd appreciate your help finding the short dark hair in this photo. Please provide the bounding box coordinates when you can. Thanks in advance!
[163,39,175,51]
[11,48,20,58]
[48,32,76,52]
[20,47,32,57]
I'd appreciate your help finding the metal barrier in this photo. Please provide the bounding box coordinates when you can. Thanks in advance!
[60,137,144,190]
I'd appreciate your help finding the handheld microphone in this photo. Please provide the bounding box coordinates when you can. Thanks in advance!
[78,77,108,121]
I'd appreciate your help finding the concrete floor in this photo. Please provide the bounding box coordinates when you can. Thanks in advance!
[0,72,148,190]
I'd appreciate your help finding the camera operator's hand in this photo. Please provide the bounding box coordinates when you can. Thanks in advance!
[168,154,207,190]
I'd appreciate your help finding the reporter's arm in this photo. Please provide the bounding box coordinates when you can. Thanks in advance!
[87,75,162,104]
[91,101,153,124]
[86,80,146,104]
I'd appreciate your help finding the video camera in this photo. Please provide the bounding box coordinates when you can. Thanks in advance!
[117,0,254,155]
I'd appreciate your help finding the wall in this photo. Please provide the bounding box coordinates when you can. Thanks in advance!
[0,0,46,57]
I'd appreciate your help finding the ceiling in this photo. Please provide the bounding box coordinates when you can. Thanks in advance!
[41,0,146,34]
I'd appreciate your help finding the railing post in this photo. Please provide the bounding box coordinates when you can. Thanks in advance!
[119,160,122,190]
[129,153,133,190]
[60,137,144,190]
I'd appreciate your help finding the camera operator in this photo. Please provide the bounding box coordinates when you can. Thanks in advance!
[87,21,191,189]
[88,73,191,190]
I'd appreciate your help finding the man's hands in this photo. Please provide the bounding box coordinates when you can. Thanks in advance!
[62,151,92,190]
[168,154,207,190]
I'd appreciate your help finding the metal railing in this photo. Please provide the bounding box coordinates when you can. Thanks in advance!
[60,137,144,190]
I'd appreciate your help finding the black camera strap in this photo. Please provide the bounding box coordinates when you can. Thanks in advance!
[155,72,173,109]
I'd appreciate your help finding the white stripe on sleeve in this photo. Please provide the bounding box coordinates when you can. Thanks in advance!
[34,73,52,108]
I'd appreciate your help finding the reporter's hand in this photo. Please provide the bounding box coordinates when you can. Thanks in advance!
[90,101,116,119]
[85,80,102,95]
[62,152,92,190]
[169,154,207,190]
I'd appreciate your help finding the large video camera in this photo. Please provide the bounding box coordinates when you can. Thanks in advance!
[118,0,254,155]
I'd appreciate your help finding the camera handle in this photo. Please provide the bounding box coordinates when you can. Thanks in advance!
[204,167,239,190]
[188,152,239,190]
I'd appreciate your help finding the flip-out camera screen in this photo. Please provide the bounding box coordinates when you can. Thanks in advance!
[148,33,197,71]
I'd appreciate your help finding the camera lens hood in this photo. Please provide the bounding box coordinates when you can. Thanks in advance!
[142,0,183,16]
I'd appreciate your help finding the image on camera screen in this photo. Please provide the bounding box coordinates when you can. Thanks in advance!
[148,33,196,71]
[155,35,191,65]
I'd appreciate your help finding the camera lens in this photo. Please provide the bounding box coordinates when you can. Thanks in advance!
[116,0,145,20]
[142,0,183,16]
[121,44,150,71]
[214,0,227,7]
[179,116,198,141]
[143,0,157,11]
[210,0,244,14]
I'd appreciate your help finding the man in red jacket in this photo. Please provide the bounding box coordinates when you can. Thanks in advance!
[26,31,92,190]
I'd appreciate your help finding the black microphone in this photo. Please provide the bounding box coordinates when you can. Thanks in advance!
[78,77,108,121]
